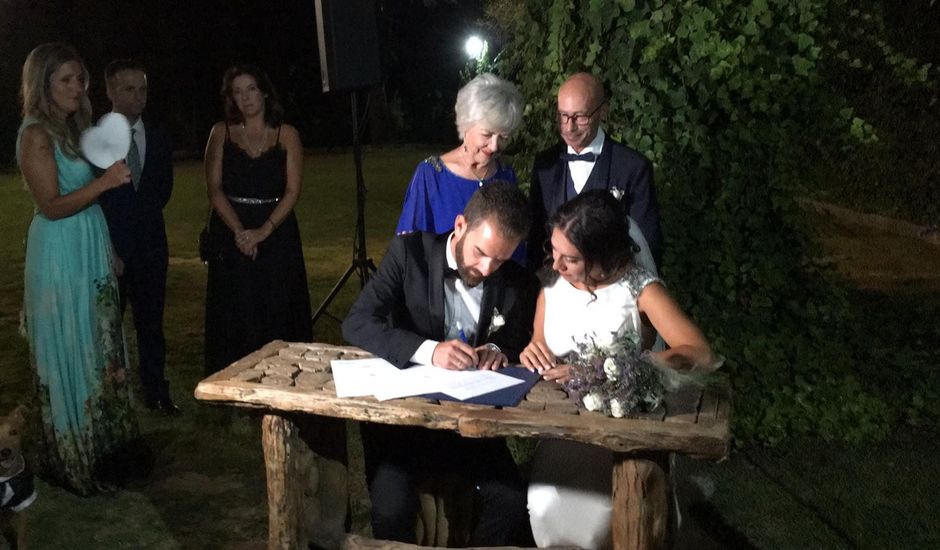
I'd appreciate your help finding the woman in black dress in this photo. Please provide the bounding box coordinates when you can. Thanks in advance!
[203,65,312,375]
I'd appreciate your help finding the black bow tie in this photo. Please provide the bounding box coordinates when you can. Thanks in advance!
[560,152,597,162]
[444,266,459,279]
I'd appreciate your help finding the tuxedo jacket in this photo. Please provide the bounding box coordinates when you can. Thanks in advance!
[528,135,663,266]
[98,122,174,262]
[342,232,538,368]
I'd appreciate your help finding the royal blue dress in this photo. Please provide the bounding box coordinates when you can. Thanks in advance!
[18,119,137,495]
[395,156,517,235]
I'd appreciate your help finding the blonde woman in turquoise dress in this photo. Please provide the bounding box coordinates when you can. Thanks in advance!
[17,43,137,495]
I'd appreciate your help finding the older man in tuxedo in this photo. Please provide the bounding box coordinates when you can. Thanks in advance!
[98,59,177,413]
[342,182,537,545]
[528,72,663,270]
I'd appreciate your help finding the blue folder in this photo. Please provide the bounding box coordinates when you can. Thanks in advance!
[419,366,542,407]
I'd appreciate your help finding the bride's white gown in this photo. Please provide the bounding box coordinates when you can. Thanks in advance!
[528,266,660,550]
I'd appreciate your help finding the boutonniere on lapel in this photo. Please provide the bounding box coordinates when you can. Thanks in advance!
[610,187,625,200]
[487,307,506,338]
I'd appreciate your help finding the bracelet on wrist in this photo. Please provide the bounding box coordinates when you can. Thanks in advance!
[266,218,276,231]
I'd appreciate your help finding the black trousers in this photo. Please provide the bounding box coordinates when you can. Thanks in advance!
[119,246,169,403]
[361,423,532,546]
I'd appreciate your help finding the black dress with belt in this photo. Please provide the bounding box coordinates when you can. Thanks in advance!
[204,126,313,375]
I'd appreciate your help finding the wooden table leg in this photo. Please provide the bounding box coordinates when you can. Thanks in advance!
[263,413,307,549]
[611,452,670,550]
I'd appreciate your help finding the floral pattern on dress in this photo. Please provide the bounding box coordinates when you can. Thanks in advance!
[33,275,136,496]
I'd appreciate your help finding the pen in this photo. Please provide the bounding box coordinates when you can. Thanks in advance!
[456,323,478,369]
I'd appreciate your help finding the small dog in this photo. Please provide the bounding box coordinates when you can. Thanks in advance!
[1,405,34,550]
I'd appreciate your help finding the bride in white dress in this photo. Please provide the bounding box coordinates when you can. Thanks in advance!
[519,190,715,550]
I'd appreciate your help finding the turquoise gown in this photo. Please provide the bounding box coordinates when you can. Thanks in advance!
[18,120,137,495]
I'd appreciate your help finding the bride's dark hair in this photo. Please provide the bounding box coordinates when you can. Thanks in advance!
[540,190,638,289]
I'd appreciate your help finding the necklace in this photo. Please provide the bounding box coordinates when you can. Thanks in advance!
[464,152,492,186]
[241,123,268,156]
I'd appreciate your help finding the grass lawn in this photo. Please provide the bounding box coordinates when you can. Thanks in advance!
[1,148,938,548]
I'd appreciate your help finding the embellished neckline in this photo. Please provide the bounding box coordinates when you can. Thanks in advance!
[430,155,500,186]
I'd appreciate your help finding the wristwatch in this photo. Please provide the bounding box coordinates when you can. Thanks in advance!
[483,343,502,354]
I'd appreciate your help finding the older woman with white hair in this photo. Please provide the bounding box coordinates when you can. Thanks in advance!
[395,73,524,234]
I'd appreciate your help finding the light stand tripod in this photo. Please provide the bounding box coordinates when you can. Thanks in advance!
[311,89,377,326]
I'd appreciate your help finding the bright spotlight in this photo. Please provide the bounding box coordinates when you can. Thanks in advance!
[465,35,486,59]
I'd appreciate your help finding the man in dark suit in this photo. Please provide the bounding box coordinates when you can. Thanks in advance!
[529,72,663,268]
[98,59,177,413]
[342,182,537,545]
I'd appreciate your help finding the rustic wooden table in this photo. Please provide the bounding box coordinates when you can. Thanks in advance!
[195,341,731,550]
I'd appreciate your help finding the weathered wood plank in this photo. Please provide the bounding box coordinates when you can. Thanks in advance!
[198,379,729,458]
[528,380,565,394]
[627,405,667,422]
[202,340,289,384]
[611,453,669,550]
[439,400,495,411]
[262,413,307,549]
[715,393,732,424]
[456,408,729,459]
[543,401,579,415]
[662,389,702,424]
[342,533,577,550]
[525,390,568,403]
[517,400,545,412]
[196,380,464,431]
[696,391,720,424]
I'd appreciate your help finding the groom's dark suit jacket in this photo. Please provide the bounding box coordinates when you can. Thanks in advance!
[98,122,173,261]
[98,121,174,402]
[342,232,537,368]
[528,134,663,267]
[342,231,536,545]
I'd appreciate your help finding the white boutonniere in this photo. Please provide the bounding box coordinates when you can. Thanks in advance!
[487,307,505,337]
[610,187,624,200]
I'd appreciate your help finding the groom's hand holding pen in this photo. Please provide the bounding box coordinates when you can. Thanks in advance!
[430,326,507,371]
[459,327,508,371]
[432,326,479,371]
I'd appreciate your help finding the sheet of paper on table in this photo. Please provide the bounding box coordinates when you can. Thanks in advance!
[331,359,524,401]
[330,357,402,398]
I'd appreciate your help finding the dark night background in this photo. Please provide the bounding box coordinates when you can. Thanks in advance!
[0,0,495,166]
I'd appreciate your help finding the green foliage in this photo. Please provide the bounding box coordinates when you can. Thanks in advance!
[488,0,924,443]
[813,1,939,226]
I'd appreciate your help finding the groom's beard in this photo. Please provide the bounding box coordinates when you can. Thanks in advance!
[455,234,485,288]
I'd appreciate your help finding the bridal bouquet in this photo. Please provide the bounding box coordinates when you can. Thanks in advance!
[563,332,665,418]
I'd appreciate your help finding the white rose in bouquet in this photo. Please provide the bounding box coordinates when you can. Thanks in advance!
[603,357,619,380]
[609,397,627,418]
[582,391,605,412]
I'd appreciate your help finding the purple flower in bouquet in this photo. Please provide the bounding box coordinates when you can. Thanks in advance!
[563,332,665,417]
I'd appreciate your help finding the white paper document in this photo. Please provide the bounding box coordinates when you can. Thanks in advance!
[330,357,402,398]
[331,359,524,402]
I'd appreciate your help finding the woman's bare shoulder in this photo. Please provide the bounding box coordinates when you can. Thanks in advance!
[20,123,52,149]
[278,124,301,145]
[209,121,229,135]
